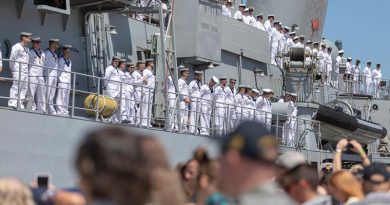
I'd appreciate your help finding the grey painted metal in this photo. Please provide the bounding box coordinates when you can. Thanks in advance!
[247,0,328,42]
[174,0,222,63]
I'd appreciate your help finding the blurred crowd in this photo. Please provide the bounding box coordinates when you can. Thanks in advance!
[0,122,389,205]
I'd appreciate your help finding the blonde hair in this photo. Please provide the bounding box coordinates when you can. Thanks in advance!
[330,171,364,200]
[0,178,35,205]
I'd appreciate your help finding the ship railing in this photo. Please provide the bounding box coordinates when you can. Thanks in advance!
[0,58,322,149]
[367,142,390,160]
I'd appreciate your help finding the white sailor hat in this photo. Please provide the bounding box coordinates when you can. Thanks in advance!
[238,85,246,89]
[178,65,189,72]
[268,14,275,18]
[347,57,352,61]
[273,21,280,24]
[137,60,146,64]
[220,76,228,80]
[239,4,246,7]
[256,13,264,18]
[306,40,312,44]
[367,60,372,64]
[289,32,296,35]
[283,26,291,30]
[262,88,272,93]
[49,38,60,42]
[119,58,127,63]
[285,91,291,96]
[290,93,298,97]
[195,70,203,75]
[229,78,236,81]
[338,50,344,54]
[321,44,327,47]
[313,41,320,45]
[299,35,305,39]
[212,76,220,84]
[145,58,154,62]
[226,0,232,3]
[244,8,249,12]
[62,44,72,49]
[112,56,121,60]
[293,36,299,40]
[20,32,32,37]
[31,37,41,42]
[252,89,260,94]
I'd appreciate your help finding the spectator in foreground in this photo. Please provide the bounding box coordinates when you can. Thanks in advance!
[329,170,364,205]
[353,163,390,205]
[54,190,86,205]
[219,121,292,205]
[0,178,35,205]
[282,164,332,205]
[75,126,184,205]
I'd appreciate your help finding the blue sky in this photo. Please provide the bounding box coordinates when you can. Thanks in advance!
[323,0,389,78]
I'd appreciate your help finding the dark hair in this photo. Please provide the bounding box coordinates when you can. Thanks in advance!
[146,61,153,67]
[283,164,319,191]
[193,147,210,165]
[75,127,152,205]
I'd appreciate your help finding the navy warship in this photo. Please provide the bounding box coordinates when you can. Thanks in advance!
[0,0,389,187]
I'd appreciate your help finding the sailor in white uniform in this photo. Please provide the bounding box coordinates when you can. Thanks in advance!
[28,37,46,112]
[177,66,191,132]
[317,44,327,83]
[305,40,312,62]
[117,59,127,122]
[166,67,176,131]
[247,7,256,26]
[233,4,245,20]
[254,14,265,30]
[333,50,344,88]
[352,59,361,94]
[242,86,253,121]
[270,21,281,65]
[281,92,291,143]
[188,71,203,134]
[292,36,299,48]
[242,8,251,25]
[345,57,353,92]
[234,85,246,125]
[214,77,228,135]
[123,63,136,124]
[225,78,237,131]
[222,0,233,18]
[141,59,155,127]
[248,88,259,121]
[363,61,372,94]
[104,56,121,123]
[132,61,145,125]
[285,32,296,52]
[9,32,31,109]
[264,14,274,35]
[286,93,298,147]
[257,89,273,131]
[324,47,332,85]
[55,45,72,116]
[199,76,219,136]
[295,35,305,48]
[372,64,382,98]
[43,38,60,114]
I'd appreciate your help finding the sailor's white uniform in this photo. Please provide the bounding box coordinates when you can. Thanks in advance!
[166,75,176,131]
[345,61,352,92]
[55,57,72,116]
[199,84,213,136]
[121,71,135,123]
[28,48,46,111]
[104,65,122,123]
[363,66,372,94]
[9,43,29,109]
[222,5,232,17]
[214,85,227,135]
[254,21,265,31]
[372,69,382,97]
[178,78,190,132]
[141,67,155,127]
[188,79,202,134]
[225,86,236,131]
[233,11,243,20]
[270,27,281,65]
[324,52,332,85]
[264,20,272,34]
[234,93,245,125]
[286,100,298,147]
[334,55,342,88]
[352,65,360,93]
[243,94,254,121]
[257,95,272,131]
[43,49,59,114]
[132,69,143,125]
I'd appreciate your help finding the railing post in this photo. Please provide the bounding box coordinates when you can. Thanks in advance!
[17,62,22,110]
[45,67,50,114]
[275,114,279,138]
[119,82,123,123]
[95,78,100,121]
[71,73,77,118]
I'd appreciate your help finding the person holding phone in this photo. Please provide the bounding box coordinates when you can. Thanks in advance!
[333,139,371,172]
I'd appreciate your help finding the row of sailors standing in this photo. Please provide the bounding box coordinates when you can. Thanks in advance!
[103,57,155,126]
[171,65,276,136]
[8,32,73,116]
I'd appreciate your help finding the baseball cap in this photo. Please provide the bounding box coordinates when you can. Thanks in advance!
[221,121,278,163]
[276,151,306,170]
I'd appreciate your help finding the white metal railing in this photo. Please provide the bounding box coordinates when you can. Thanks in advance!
[0,58,322,149]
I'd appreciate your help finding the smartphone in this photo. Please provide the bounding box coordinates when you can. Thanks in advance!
[36,174,51,188]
